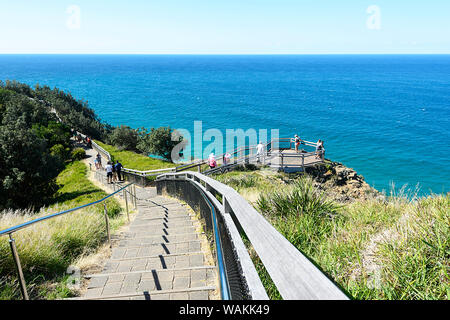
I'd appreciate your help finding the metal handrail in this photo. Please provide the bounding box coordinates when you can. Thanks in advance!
[189,181,231,300]
[0,183,133,237]
[0,181,137,300]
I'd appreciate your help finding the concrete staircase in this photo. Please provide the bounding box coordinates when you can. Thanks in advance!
[73,149,219,300]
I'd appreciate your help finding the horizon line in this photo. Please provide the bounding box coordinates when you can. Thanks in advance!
[1,53,450,55]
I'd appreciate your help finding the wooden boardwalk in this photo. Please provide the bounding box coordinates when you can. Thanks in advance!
[268,149,324,172]
[74,151,219,300]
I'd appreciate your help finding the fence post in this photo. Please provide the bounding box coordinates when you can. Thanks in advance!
[302,154,305,173]
[103,203,111,248]
[9,234,29,300]
[132,184,137,209]
[124,188,130,222]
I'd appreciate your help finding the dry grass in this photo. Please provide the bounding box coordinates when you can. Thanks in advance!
[214,169,449,300]
[0,161,127,300]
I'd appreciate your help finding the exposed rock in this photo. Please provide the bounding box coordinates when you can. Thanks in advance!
[305,161,382,203]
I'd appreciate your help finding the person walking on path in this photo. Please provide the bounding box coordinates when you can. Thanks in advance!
[106,161,113,184]
[112,162,118,182]
[115,160,123,181]
[96,153,102,170]
[86,136,92,149]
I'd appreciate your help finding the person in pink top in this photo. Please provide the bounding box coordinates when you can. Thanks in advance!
[208,153,217,169]
[223,152,231,166]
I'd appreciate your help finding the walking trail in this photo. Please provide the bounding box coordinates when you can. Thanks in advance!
[74,146,219,300]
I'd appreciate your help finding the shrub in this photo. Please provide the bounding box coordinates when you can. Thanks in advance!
[71,148,86,161]
[137,126,183,162]
[50,144,71,161]
[257,176,340,219]
[0,125,62,210]
[108,125,139,152]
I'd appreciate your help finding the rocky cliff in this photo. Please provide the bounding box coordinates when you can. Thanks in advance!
[304,161,383,203]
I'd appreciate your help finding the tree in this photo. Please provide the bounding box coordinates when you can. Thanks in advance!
[0,123,62,210]
[108,125,139,152]
[33,121,71,150]
[137,126,183,162]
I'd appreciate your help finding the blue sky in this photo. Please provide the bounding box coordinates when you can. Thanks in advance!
[1,0,449,54]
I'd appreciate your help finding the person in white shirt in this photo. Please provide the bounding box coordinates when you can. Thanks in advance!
[294,134,301,153]
[315,140,325,160]
[106,162,113,184]
[256,142,265,163]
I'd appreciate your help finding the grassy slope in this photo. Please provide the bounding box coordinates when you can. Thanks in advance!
[0,161,125,300]
[213,169,449,300]
[94,140,174,171]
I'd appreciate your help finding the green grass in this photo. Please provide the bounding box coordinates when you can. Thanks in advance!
[0,160,126,300]
[214,169,449,300]
[95,140,174,171]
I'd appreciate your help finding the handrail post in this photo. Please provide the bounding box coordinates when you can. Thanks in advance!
[124,188,130,222]
[103,203,111,248]
[9,233,29,300]
[302,154,305,173]
[133,184,137,209]
[280,153,284,171]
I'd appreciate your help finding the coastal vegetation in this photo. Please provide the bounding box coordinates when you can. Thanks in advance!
[213,166,449,300]
[106,125,183,162]
[0,80,447,301]
[0,80,109,210]
[0,80,179,299]
[94,140,174,171]
[0,80,182,211]
[0,160,126,300]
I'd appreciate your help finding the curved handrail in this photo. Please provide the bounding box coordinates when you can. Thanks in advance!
[91,137,322,178]
[156,171,349,300]
[0,183,134,237]
[0,179,136,300]
[189,181,231,300]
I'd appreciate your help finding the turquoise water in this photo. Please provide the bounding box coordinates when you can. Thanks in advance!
[0,54,449,195]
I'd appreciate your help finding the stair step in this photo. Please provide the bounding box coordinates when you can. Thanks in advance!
[111,241,203,258]
[128,225,198,235]
[109,251,205,262]
[120,232,200,242]
[85,265,216,278]
[116,239,201,249]
[72,286,216,300]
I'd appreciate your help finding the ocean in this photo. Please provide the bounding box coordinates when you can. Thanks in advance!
[0,54,449,195]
